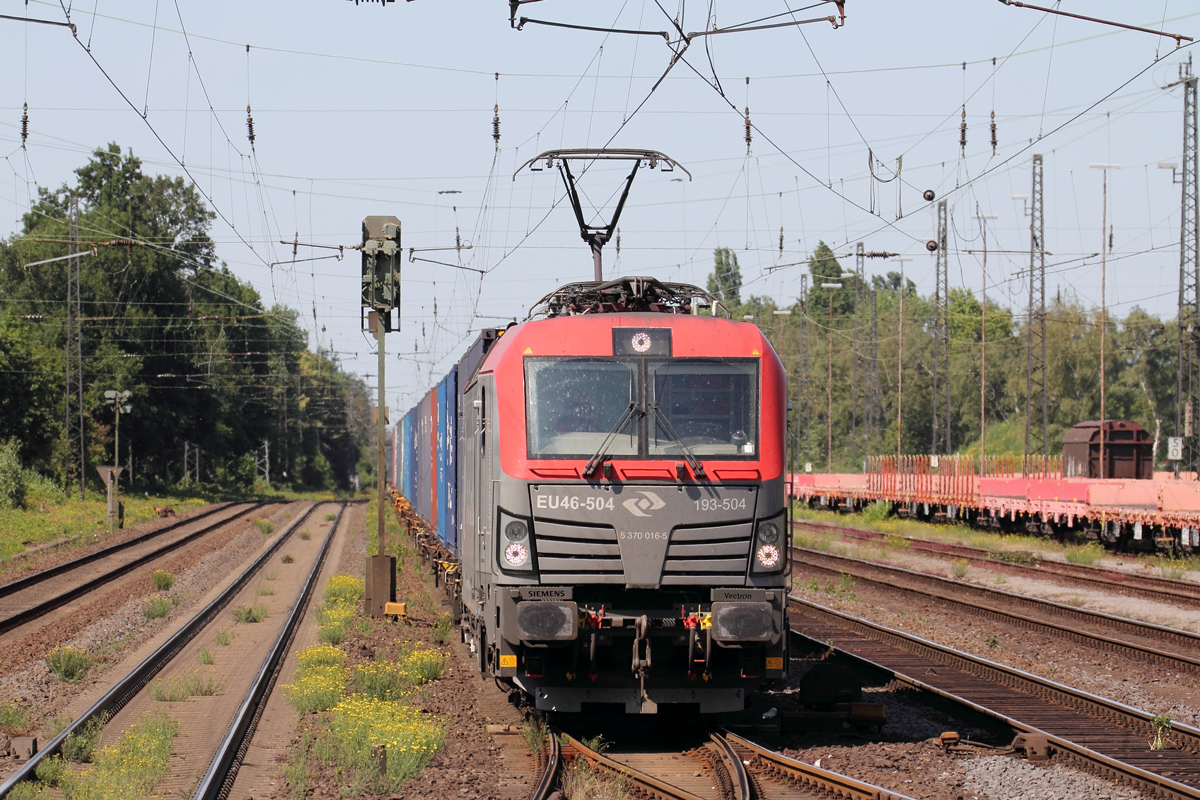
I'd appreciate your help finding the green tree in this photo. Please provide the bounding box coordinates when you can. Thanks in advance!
[0,144,371,492]
[707,248,742,306]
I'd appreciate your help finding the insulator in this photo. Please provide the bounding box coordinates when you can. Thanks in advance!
[744,107,752,151]
[990,111,997,155]
[246,105,256,146]
[21,103,28,147]
[779,227,784,255]
[493,104,501,146]
[616,228,621,254]
[959,106,967,153]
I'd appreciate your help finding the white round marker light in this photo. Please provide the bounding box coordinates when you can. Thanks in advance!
[755,544,781,569]
[504,541,529,567]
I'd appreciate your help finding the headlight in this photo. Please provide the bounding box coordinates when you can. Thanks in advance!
[498,510,535,572]
[755,544,781,569]
[505,520,528,541]
[752,511,787,574]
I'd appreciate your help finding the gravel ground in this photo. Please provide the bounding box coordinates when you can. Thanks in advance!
[0,502,302,732]
[963,755,1144,800]
[792,561,1200,732]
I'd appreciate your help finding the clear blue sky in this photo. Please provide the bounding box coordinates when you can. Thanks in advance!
[2,0,1197,412]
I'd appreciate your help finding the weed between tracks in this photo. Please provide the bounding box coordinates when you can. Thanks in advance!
[149,671,223,701]
[151,569,175,591]
[232,603,268,623]
[45,646,94,683]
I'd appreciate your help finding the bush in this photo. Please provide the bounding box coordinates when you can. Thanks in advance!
[253,519,274,535]
[355,662,410,701]
[143,594,173,619]
[46,646,94,683]
[298,529,311,540]
[233,603,268,623]
[259,585,274,596]
[34,755,66,786]
[296,644,348,670]
[151,570,176,592]
[324,575,365,606]
[398,642,448,685]
[0,439,25,510]
[61,713,108,763]
[0,701,30,733]
[860,501,891,524]
[324,513,337,522]
[1064,543,1104,565]
[328,696,444,787]
[214,630,232,646]
[284,667,347,713]
[431,614,454,645]
[281,554,295,564]
[199,648,214,665]
[949,559,970,580]
[316,601,355,645]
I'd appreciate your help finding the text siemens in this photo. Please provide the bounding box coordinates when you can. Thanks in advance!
[536,495,615,511]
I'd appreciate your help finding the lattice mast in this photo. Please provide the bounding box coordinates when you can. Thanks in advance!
[851,243,865,469]
[1025,155,1048,458]
[1171,57,1200,471]
[933,202,949,455]
[798,274,811,468]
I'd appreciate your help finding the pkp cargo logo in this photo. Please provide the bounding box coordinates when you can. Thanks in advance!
[623,491,665,517]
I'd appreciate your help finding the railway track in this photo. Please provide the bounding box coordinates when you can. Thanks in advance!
[794,517,1200,608]
[789,594,1200,799]
[792,544,1200,676]
[0,500,345,799]
[541,731,917,800]
[0,501,266,635]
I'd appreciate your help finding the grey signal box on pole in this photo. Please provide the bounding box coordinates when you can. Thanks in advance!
[362,216,401,331]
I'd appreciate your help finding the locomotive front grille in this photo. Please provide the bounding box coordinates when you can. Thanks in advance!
[662,523,751,585]
[534,520,624,582]
[533,520,752,586]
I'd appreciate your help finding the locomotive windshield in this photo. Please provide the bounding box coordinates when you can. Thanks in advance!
[525,358,638,457]
[649,361,758,457]
[524,357,759,460]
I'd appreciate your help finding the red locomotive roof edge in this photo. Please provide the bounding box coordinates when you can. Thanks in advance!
[478,312,787,482]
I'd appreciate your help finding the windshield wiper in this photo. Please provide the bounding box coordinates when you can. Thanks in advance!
[650,403,707,480]
[583,401,640,478]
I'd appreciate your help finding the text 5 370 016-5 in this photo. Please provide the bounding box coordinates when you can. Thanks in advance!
[535,495,615,511]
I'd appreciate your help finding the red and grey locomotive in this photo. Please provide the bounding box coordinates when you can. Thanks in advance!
[394,277,788,714]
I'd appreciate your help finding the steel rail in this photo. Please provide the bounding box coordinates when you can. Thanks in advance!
[708,732,751,800]
[792,545,1200,673]
[193,501,347,800]
[794,518,1200,607]
[0,502,320,798]
[789,595,1200,798]
[528,729,561,800]
[0,502,265,635]
[722,731,919,800]
[0,501,243,598]
[564,733,709,800]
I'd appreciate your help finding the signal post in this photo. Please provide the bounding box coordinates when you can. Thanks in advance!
[361,216,401,618]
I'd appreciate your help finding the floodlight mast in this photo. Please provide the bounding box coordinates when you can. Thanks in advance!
[515,149,691,281]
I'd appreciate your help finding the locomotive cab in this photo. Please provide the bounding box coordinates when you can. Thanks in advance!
[451,278,789,714]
